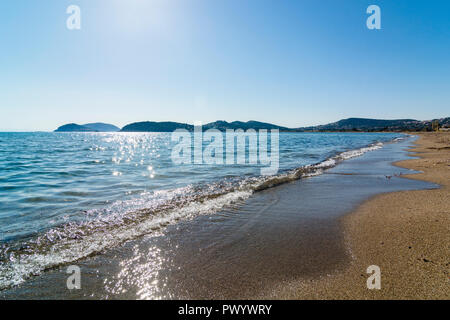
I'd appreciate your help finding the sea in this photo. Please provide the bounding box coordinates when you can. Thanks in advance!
[0,131,423,294]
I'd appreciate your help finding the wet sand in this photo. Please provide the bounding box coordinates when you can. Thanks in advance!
[2,135,441,299]
[284,132,449,299]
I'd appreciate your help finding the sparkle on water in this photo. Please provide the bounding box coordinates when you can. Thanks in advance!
[0,131,404,292]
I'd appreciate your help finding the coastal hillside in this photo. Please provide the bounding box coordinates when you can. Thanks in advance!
[121,121,193,132]
[83,123,120,132]
[54,123,97,132]
[203,120,290,131]
[297,117,450,132]
[120,120,290,132]
[55,123,119,132]
[55,117,450,133]
[299,118,418,131]
[119,118,449,132]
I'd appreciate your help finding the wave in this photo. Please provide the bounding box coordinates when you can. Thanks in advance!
[253,141,383,191]
[0,140,386,290]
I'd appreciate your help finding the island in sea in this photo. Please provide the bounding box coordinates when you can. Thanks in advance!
[54,123,120,132]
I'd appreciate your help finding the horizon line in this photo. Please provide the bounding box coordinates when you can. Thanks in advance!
[1,115,449,133]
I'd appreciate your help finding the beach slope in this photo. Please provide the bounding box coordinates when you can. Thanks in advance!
[293,132,449,299]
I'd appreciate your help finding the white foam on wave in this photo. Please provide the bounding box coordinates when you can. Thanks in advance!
[316,158,337,168]
[338,142,383,160]
[0,188,253,290]
[307,142,383,172]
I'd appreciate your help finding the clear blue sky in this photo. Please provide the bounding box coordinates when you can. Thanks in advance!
[1,0,449,131]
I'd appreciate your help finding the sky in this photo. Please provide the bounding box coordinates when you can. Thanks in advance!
[0,0,449,131]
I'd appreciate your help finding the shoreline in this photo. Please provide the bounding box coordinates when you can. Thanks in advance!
[0,133,402,293]
[0,133,447,299]
[287,132,449,299]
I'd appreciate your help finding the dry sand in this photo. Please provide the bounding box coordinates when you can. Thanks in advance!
[290,132,449,299]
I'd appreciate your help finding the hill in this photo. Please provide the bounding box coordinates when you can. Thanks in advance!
[54,123,120,132]
[83,123,120,132]
[203,120,290,131]
[121,121,193,132]
[55,117,450,133]
[121,120,291,132]
[297,117,450,132]
[54,123,97,132]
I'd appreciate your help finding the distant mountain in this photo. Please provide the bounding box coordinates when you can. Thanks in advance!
[54,122,119,132]
[83,123,120,132]
[56,117,450,133]
[203,120,291,131]
[54,123,97,132]
[121,118,449,132]
[121,121,193,132]
[297,117,450,132]
[120,120,291,132]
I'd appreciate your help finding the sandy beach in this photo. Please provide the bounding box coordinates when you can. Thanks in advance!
[289,132,449,299]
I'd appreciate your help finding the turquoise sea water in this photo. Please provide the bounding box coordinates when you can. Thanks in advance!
[0,131,403,289]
